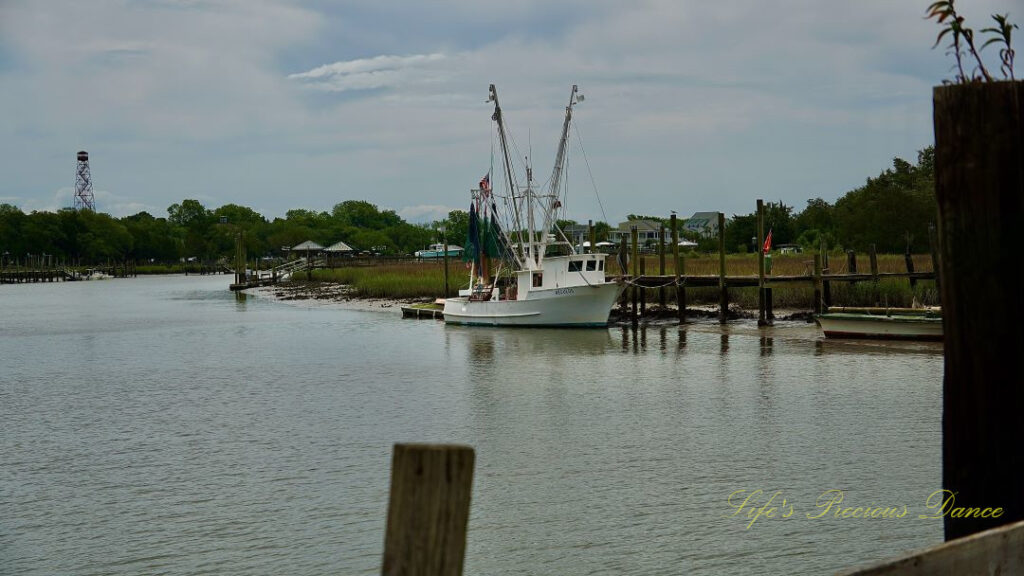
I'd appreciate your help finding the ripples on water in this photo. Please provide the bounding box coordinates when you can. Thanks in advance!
[0,276,944,575]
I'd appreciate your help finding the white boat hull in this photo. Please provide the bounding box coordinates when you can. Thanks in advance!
[443,282,622,327]
[816,313,943,341]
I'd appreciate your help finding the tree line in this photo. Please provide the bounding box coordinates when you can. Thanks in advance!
[0,147,936,265]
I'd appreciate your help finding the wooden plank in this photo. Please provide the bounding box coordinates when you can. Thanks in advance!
[934,80,1024,539]
[839,519,1024,576]
[381,443,475,576]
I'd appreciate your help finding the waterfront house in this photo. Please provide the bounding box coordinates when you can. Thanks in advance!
[683,212,726,238]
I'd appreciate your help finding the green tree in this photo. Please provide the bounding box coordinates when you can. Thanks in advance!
[833,148,936,252]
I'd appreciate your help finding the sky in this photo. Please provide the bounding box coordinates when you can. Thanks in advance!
[0,0,1014,224]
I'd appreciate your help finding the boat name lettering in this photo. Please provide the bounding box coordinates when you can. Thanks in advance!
[555,288,575,296]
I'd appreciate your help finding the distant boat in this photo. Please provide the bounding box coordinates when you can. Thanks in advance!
[816,307,942,341]
[442,84,623,327]
[415,243,464,259]
[82,268,112,281]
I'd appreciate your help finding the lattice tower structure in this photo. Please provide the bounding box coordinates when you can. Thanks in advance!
[74,150,96,211]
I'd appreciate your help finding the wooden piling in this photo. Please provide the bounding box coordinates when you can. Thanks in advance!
[640,257,646,317]
[670,214,684,324]
[821,237,832,307]
[757,199,766,326]
[631,226,639,326]
[381,443,475,576]
[718,212,727,324]
[813,253,823,314]
[618,241,628,312]
[905,232,917,290]
[869,244,878,280]
[588,220,595,255]
[934,80,1024,540]
[658,224,666,309]
[928,222,941,297]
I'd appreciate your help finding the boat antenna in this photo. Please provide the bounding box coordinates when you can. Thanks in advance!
[537,84,581,266]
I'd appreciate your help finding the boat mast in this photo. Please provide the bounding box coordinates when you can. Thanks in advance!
[538,85,580,267]
[488,84,526,266]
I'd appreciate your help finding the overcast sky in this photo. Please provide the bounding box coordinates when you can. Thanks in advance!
[0,1,1013,224]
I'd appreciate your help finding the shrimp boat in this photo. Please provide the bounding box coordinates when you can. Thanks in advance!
[442,84,623,327]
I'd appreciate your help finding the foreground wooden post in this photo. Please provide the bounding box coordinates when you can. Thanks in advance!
[934,80,1024,540]
[717,212,727,324]
[382,443,475,576]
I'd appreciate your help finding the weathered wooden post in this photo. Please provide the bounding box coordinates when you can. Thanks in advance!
[640,257,647,316]
[588,219,595,255]
[905,232,917,290]
[820,237,831,307]
[718,212,727,324]
[659,224,666,309]
[928,222,941,296]
[934,80,1024,540]
[813,254,823,314]
[757,199,767,326]
[618,240,628,312]
[670,214,684,324]
[631,226,639,326]
[382,443,475,576]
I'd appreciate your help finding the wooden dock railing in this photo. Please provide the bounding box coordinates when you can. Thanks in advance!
[838,519,1024,575]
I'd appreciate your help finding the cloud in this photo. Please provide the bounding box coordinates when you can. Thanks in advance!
[288,53,446,92]
[398,204,459,223]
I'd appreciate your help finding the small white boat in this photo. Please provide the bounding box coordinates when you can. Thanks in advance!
[816,307,942,341]
[414,243,464,259]
[442,84,623,327]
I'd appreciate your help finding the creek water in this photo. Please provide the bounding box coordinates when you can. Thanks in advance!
[1,274,945,575]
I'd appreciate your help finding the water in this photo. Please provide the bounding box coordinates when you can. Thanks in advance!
[1,275,944,575]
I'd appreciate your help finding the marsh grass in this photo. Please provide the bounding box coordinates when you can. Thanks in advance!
[308,261,469,298]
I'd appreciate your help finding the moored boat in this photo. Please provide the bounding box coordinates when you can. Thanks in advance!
[816,307,943,340]
[414,243,464,259]
[442,84,623,327]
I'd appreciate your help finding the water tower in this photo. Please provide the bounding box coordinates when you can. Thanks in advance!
[74,150,96,211]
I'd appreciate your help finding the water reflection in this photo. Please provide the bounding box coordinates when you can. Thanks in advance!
[760,336,773,357]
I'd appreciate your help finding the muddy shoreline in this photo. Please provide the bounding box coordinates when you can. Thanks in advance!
[246,280,817,324]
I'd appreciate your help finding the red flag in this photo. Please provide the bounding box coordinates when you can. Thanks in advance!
[763,229,773,254]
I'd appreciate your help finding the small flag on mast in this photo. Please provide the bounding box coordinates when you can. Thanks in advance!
[763,229,773,254]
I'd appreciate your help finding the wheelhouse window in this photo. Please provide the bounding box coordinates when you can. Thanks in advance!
[598,260,604,271]
[586,260,597,271]
[532,272,543,287]
[568,260,583,272]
